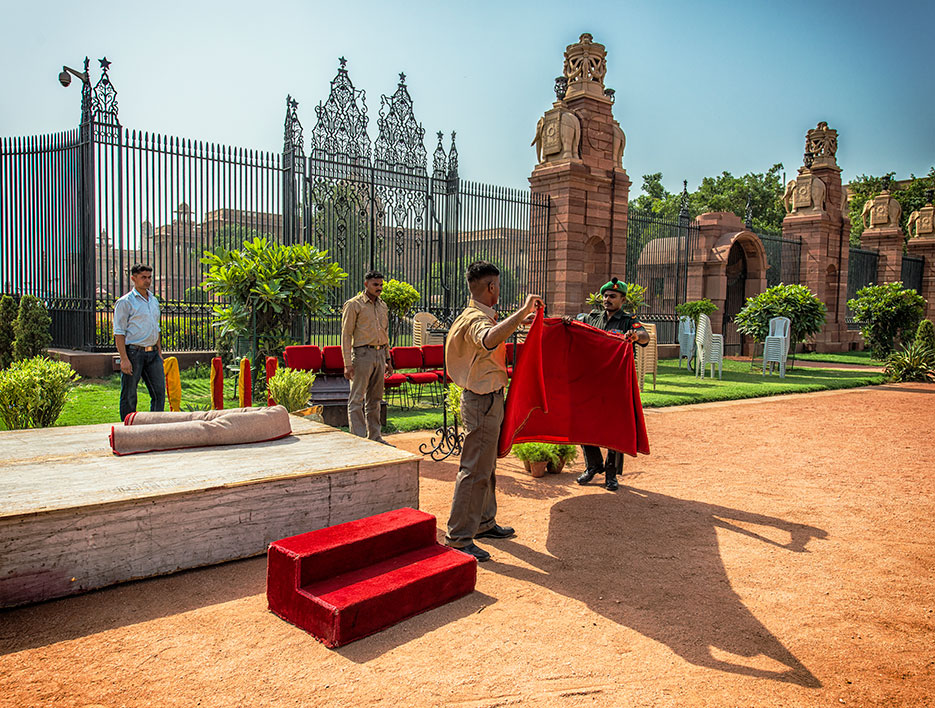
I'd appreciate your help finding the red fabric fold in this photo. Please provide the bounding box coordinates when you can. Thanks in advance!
[498,312,650,458]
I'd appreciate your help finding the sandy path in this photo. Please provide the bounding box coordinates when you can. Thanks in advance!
[1,383,933,707]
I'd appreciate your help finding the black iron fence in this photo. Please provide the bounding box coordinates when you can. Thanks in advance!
[626,206,699,344]
[0,59,549,352]
[846,246,879,329]
[759,231,802,288]
[901,254,924,294]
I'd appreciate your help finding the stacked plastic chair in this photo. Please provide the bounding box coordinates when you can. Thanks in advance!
[694,314,723,380]
[634,323,658,391]
[762,316,791,378]
[677,316,695,369]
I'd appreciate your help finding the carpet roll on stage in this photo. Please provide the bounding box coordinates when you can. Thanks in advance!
[109,405,292,455]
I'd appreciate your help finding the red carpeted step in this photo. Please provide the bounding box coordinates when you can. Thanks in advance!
[267,508,476,647]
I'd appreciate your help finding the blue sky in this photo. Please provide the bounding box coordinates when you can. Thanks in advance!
[1,0,932,195]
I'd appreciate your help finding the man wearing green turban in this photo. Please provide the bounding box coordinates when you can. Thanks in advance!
[567,277,649,490]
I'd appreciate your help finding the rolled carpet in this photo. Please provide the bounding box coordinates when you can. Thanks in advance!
[124,407,259,425]
[110,405,292,456]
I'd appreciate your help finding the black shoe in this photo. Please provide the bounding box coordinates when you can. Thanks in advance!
[475,524,515,540]
[577,467,602,485]
[604,477,619,491]
[451,542,490,562]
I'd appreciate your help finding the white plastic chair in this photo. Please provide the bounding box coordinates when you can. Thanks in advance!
[762,316,791,378]
[412,312,443,347]
[694,313,723,380]
[677,316,695,368]
[634,323,658,391]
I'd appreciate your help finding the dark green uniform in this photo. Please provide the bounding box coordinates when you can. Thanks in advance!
[578,308,648,482]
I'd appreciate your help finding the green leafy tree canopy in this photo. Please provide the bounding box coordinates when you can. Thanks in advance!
[734,284,827,347]
[847,282,926,358]
[847,168,935,245]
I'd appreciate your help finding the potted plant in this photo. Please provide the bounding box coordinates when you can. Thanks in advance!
[511,442,555,478]
[548,444,578,474]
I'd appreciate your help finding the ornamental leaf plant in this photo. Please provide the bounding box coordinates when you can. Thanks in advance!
[201,237,347,355]
[675,299,718,328]
[734,284,827,349]
[847,282,926,358]
[381,279,421,345]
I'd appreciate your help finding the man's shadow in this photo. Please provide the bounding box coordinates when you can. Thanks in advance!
[493,486,826,688]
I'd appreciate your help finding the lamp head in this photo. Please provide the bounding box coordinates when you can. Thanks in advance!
[58,69,72,87]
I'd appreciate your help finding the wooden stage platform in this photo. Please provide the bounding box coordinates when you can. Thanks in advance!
[0,416,421,608]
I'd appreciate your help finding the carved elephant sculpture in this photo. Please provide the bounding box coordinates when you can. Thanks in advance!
[861,196,901,229]
[612,120,626,166]
[532,109,581,164]
[907,209,920,237]
[782,180,796,214]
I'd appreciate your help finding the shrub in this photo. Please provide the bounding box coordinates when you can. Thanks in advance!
[916,319,935,352]
[382,279,421,345]
[883,340,935,383]
[734,284,827,348]
[0,356,79,429]
[675,298,718,328]
[511,442,559,464]
[266,367,317,413]
[13,295,52,361]
[553,444,578,463]
[446,383,462,425]
[0,294,17,369]
[585,283,647,312]
[847,282,926,358]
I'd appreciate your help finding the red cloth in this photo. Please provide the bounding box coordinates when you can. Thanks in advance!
[498,308,650,458]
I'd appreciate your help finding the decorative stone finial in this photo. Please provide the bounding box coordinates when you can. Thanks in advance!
[804,121,839,170]
[562,33,608,99]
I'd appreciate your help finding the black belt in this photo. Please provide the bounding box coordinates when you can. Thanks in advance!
[127,344,156,352]
[354,344,387,350]
[467,387,504,396]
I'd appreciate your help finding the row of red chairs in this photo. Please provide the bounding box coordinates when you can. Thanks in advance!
[283,343,524,408]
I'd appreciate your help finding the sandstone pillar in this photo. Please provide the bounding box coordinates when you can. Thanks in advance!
[781,122,851,352]
[529,33,630,315]
[859,183,905,285]
[906,195,935,321]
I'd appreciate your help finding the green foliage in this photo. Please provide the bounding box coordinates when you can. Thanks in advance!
[0,294,17,369]
[553,444,578,463]
[586,291,602,308]
[0,356,79,429]
[160,313,213,351]
[734,284,827,345]
[675,299,718,327]
[446,383,462,425]
[266,367,317,413]
[916,319,935,352]
[883,340,935,383]
[847,168,935,244]
[13,295,52,360]
[382,279,421,345]
[201,236,347,359]
[847,282,926,358]
[511,442,560,463]
[632,165,786,232]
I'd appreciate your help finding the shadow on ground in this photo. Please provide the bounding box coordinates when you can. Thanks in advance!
[489,486,827,688]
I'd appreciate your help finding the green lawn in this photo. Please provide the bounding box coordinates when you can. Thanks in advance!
[791,350,883,366]
[2,358,886,432]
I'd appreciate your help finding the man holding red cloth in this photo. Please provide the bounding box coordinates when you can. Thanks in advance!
[444,261,543,563]
[570,277,649,490]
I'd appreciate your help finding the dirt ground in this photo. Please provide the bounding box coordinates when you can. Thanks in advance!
[2,383,934,707]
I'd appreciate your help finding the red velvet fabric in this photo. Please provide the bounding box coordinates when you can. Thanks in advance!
[265,357,278,406]
[390,346,423,370]
[211,357,224,410]
[267,508,476,648]
[283,345,323,372]
[421,345,444,368]
[497,309,650,458]
[321,346,344,373]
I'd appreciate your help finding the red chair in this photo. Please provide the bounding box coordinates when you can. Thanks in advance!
[421,344,444,381]
[321,346,345,375]
[391,346,438,408]
[283,345,323,372]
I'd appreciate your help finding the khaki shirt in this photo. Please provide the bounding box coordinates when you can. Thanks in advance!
[341,291,390,365]
[446,299,508,394]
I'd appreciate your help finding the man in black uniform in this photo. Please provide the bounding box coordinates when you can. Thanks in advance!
[570,277,649,491]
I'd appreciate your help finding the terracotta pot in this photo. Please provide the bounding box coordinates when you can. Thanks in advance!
[528,461,548,478]
[548,459,566,475]
[522,460,531,473]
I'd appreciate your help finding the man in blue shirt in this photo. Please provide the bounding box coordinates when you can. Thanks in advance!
[113,264,165,422]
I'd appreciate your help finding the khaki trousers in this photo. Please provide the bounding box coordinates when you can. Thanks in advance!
[446,388,504,547]
[347,346,386,441]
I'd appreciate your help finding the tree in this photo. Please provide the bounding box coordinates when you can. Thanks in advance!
[847,167,935,245]
[201,237,348,360]
[734,284,827,367]
[0,294,18,369]
[13,295,52,361]
[847,282,926,358]
[630,165,786,233]
[381,279,421,345]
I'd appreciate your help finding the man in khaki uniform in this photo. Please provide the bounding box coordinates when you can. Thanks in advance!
[445,261,543,562]
[341,270,393,443]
